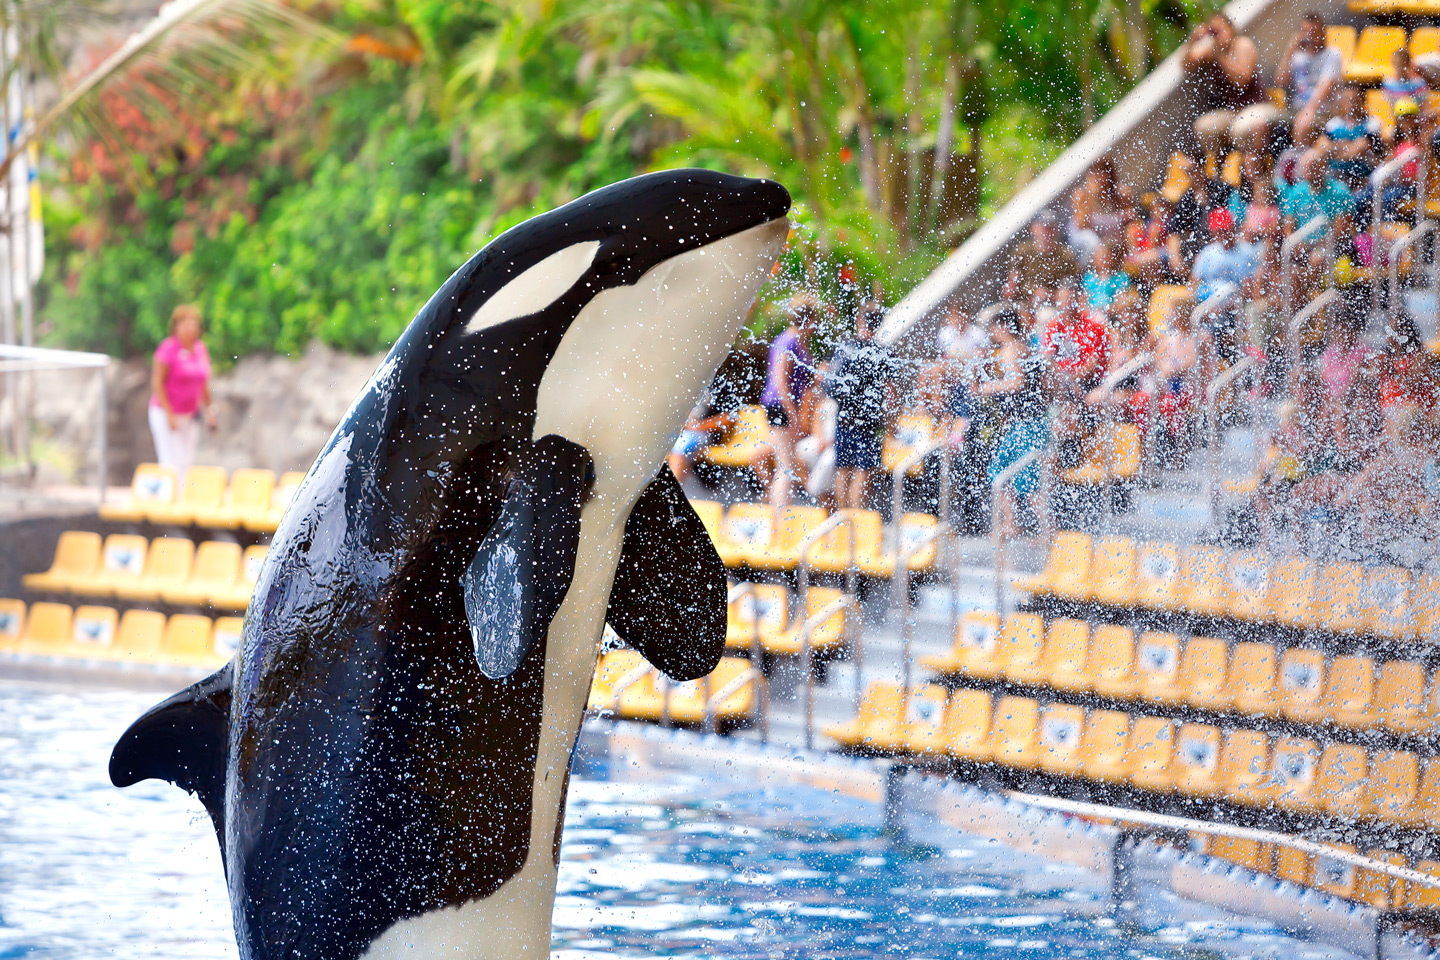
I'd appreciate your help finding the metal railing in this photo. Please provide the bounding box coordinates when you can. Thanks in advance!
[1090,351,1151,524]
[1369,146,1419,316]
[1203,354,1259,526]
[726,582,767,665]
[889,525,945,714]
[797,510,860,611]
[990,448,1042,617]
[598,658,770,743]
[0,344,110,501]
[889,441,951,554]
[798,593,859,750]
[1190,284,1238,329]
[1281,214,1328,330]
[1287,288,1339,369]
[1389,219,1437,323]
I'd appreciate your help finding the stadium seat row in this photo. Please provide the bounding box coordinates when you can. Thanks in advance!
[587,649,761,725]
[1323,24,1440,82]
[926,612,1436,734]
[726,583,851,657]
[23,531,264,610]
[692,501,939,576]
[0,599,237,669]
[101,463,304,531]
[828,683,1440,827]
[1019,532,1434,639]
[1206,835,1440,912]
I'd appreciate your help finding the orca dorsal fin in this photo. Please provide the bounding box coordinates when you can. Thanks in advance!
[110,665,233,836]
[606,465,725,681]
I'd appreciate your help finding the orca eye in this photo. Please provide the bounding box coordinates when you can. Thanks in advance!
[463,241,600,334]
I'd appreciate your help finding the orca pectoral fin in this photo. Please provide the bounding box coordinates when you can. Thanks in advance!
[110,665,232,833]
[464,434,594,679]
[606,465,725,681]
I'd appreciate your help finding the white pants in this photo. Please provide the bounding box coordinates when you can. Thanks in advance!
[148,404,198,478]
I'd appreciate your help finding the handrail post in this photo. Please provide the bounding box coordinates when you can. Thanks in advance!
[1203,355,1258,528]
[796,595,855,750]
[991,448,1041,617]
[1390,220,1435,323]
[727,582,763,665]
[893,526,943,709]
[889,443,934,555]
[1370,146,1419,317]
[1287,288,1339,380]
[1282,215,1328,334]
[1091,352,1151,529]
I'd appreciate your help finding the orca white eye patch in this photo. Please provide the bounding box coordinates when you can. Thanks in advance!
[463,240,600,334]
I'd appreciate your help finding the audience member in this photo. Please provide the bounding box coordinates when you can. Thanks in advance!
[1183,12,1267,157]
[825,301,897,509]
[1081,243,1133,313]
[1191,207,1259,360]
[1043,282,1111,469]
[1277,12,1343,112]
[1004,211,1081,300]
[1383,48,1429,104]
[1151,293,1216,460]
[1069,158,1133,266]
[668,376,742,487]
[149,304,217,478]
[759,295,818,508]
[978,304,1049,536]
[1279,149,1354,229]
[1320,86,1383,188]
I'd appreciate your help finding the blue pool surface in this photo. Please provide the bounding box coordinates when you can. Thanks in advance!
[0,681,1357,959]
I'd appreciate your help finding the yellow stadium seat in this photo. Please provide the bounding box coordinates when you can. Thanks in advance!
[1367,750,1420,826]
[21,531,102,594]
[1328,26,1357,68]
[1061,424,1141,485]
[1415,569,1440,643]
[1363,567,1412,640]
[1209,836,1266,872]
[714,503,773,568]
[112,537,196,604]
[1267,556,1318,628]
[862,512,941,578]
[945,689,995,761]
[1314,562,1365,634]
[769,586,849,656]
[811,510,885,576]
[824,682,905,752]
[1315,744,1370,818]
[1272,736,1320,812]
[162,540,242,608]
[1356,851,1405,909]
[246,470,305,534]
[1377,660,1430,734]
[903,684,951,755]
[1172,723,1223,796]
[215,545,267,612]
[690,500,724,541]
[1180,545,1230,617]
[1413,26,1440,58]
[192,468,276,530]
[725,583,790,654]
[1314,845,1358,900]
[1179,637,1229,712]
[1275,845,1312,886]
[68,535,149,598]
[704,405,768,469]
[1088,624,1137,699]
[1220,730,1274,807]
[1367,89,1396,136]
[1037,703,1086,776]
[99,463,177,523]
[999,612,1047,686]
[1278,647,1327,724]
[664,657,760,726]
[1080,709,1131,783]
[0,598,24,650]
[588,649,646,711]
[1221,150,1242,188]
[1229,642,1278,717]
[161,614,219,667]
[1226,550,1270,621]
[881,410,936,477]
[1148,284,1190,334]
[212,616,245,660]
[921,610,1003,678]
[1136,542,1182,611]
[109,609,167,663]
[990,696,1041,771]
[1346,26,1406,84]
[1135,631,1184,705]
[1090,536,1138,607]
[760,505,828,572]
[1014,531,1092,599]
[1321,656,1377,729]
[1127,716,1176,793]
[1043,619,1092,693]
[606,657,665,723]
[1414,761,1440,832]
[20,602,72,651]
[146,465,227,526]
[68,605,119,656]
[1404,862,1440,911]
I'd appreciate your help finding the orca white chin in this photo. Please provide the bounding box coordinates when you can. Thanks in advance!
[533,216,790,520]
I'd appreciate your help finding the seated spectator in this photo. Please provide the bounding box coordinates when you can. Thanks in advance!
[1151,294,1216,462]
[978,304,1048,537]
[1004,211,1081,301]
[1242,234,1286,369]
[1277,12,1343,112]
[1231,171,1280,241]
[1182,12,1268,158]
[825,300,897,510]
[1164,164,1208,264]
[1069,157,1133,266]
[1279,148,1353,230]
[1319,86,1382,188]
[935,306,987,361]
[1087,289,1153,427]
[1354,98,1425,225]
[1383,49,1429,105]
[1191,207,1259,361]
[1318,309,1377,400]
[667,375,742,487]
[1081,243,1133,314]
[1042,282,1111,469]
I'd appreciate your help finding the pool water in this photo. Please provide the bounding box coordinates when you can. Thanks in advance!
[0,681,1354,959]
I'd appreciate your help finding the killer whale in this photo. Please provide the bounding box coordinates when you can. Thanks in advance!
[109,169,791,960]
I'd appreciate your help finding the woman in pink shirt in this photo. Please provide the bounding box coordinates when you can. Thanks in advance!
[148,304,217,477]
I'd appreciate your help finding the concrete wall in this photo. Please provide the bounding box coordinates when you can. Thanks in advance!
[878,0,1362,351]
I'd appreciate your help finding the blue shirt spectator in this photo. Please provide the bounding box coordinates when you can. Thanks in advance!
[1080,244,1132,313]
[1191,208,1259,303]
[1279,152,1353,227]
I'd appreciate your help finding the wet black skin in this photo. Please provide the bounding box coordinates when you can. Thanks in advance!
[109,170,790,960]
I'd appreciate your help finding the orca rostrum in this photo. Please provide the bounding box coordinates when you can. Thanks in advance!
[109,169,792,960]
